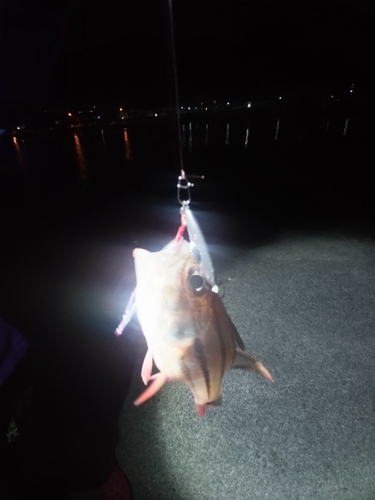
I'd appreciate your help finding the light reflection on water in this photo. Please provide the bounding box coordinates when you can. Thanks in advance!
[9,126,136,195]
[182,123,186,149]
[12,136,28,176]
[123,128,132,160]
[177,114,361,149]
[3,113,372,230]
[274,118,280,141]
[100,129,107,150]
[8,113,362,200]
[225,123,229,145]
[244,124,249,148]
[343,118,349,136]
[73,133,89,189]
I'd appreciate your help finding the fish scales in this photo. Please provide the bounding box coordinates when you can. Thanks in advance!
[172,274,237,405]
[130,237,273,416]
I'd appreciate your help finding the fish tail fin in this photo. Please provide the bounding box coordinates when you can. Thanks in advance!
[233,349,274,382]
[133,372,168,406]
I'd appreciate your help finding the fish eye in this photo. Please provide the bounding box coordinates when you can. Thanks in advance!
[189,274,204,292]
[187,268,205,295]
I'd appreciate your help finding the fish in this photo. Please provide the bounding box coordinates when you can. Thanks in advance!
[122,235,273,417]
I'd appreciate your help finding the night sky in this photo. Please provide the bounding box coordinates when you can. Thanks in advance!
[52,0,375,108]
[1,0,374,118]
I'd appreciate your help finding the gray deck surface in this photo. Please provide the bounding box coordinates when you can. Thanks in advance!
[115,225,375,500]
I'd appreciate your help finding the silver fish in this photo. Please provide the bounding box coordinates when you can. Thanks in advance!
[123,237,273,417]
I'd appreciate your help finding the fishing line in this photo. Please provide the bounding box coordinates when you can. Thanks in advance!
[167,0,184,174]
[167,1,217,293]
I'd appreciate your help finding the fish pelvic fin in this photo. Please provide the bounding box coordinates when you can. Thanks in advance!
[134,372,168,406]
[141,349,153,385]
[233,349,274,382]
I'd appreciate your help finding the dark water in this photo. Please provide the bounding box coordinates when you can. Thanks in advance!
[0,113,374,290]
[1,112,374,238]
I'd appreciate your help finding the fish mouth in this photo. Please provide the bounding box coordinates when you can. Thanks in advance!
[133,248,149,258]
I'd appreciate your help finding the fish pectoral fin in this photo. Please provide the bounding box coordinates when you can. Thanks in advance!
[141,349,154,385]
[133,372,168,406]
[115,288,137,336]
[233,349,274,382]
